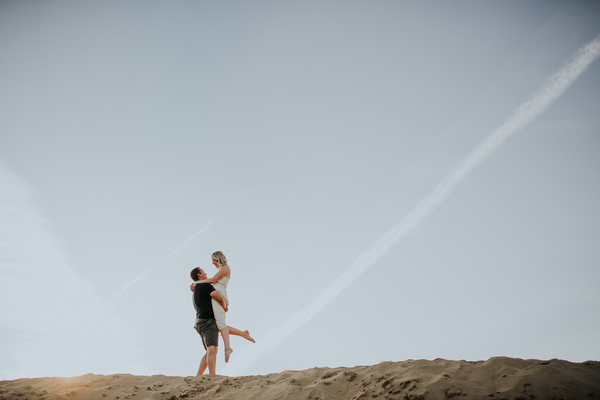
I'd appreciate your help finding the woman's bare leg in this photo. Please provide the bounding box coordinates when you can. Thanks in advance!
[228,326,255,343]
[220,327,233,363]
[211,297,233,362]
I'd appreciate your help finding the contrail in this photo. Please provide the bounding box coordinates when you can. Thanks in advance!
[222,33,600,376]
[107,190,254,302]
[107,217,215,302]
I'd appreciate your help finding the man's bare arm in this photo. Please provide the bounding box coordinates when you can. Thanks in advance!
[210,291,228,312]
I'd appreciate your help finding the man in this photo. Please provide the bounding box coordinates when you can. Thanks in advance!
[190,267,228,375]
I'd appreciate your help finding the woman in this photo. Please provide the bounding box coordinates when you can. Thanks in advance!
[191,251,254,362]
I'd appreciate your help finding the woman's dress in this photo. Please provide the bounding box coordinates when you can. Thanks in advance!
[211,275,229,330]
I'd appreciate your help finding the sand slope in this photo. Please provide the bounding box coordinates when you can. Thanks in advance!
[1,357,599,400]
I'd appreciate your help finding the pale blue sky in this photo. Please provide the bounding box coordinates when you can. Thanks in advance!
[1,1,599,379]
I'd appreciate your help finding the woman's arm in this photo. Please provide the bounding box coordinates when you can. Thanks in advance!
[190,265,230,290]
[194,265,230,285]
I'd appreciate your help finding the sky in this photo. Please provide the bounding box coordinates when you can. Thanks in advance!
[1,0,599,380]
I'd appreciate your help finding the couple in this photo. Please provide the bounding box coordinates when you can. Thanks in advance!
[190,250,255,375]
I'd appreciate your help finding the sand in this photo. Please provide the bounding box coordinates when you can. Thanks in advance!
[1,357,599,400]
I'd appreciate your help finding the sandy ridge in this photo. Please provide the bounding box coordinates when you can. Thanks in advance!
[1,357,599,400]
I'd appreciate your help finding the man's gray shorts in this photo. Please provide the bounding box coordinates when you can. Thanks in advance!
[195,318,219,350]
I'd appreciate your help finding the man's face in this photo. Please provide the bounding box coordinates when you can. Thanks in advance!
[198,269,208,280]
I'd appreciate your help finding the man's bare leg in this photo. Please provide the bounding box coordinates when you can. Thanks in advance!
[228,326,255,343]
[206,345,218,375]
[197,354,208,376]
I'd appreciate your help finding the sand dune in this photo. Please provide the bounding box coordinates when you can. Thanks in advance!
[1,357,599,399]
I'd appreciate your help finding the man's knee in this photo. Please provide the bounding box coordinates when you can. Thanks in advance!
[207,345,218,355]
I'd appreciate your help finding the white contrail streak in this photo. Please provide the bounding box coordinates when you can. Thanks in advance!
[107,190,253,302]
[107,218,215,302]
[222,33,600,376]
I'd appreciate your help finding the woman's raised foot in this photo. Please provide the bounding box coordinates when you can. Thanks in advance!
[243,330,255,343]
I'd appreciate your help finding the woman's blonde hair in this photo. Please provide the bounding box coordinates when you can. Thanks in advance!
[212,251,228,267]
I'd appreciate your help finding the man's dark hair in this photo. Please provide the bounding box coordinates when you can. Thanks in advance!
[190,267,201,281]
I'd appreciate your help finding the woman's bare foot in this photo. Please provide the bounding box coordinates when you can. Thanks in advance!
[225,347,233,363]
[242,330,255,343]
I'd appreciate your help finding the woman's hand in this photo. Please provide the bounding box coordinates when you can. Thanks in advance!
[190,282,197,292]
